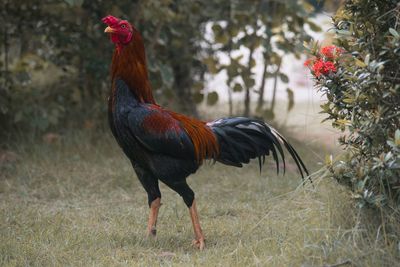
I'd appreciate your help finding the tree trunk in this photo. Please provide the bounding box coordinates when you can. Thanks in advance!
[227,1,234,116]
[227,79,233,116]
[257,54,268,111]
[243,31,257,117]
[269,62,281,113]
[243,80,251,116]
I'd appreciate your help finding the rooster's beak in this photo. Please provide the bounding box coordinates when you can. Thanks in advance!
[104,26,115,33]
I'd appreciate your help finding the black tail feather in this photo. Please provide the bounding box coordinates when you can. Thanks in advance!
[208,117,310,181]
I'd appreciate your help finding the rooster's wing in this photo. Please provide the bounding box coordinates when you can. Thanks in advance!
[125,105,196,160]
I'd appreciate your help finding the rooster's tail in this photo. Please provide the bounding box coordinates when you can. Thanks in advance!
[208,117,309,180]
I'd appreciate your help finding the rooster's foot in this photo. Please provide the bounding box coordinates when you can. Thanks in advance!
[192,237,205,250]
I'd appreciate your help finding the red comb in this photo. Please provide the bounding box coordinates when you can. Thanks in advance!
[102,15,120,26]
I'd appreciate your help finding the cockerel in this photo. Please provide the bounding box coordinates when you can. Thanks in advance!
[102,15,308,250]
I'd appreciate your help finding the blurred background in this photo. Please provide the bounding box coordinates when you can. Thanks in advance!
[0,0,342,140]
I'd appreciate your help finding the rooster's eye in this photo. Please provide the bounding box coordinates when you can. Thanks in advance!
[121,24,126,28]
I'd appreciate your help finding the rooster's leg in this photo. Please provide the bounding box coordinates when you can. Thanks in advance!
[160,179,205,249]
[146,197,161,237]
[189,199,205,250]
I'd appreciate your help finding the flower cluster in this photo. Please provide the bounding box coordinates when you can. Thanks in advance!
[321,45,345,59]
[305,45,344,78]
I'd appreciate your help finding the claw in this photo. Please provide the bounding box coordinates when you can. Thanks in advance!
[192,238,205,250]
[146,226,157,238]
[189,200,205,250]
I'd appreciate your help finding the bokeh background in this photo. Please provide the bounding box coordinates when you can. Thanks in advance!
[0,0,341,137]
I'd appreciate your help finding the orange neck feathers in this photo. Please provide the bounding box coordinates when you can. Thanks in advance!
[111,27,155,104]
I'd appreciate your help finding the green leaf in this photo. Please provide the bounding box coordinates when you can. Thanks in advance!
[215,33,229,45]
[250,59,256,68]
[302,2,315,13]
[243,77,255,88]
[193,92,204,104]
[389,28,399,39]
[395,129,400,146]
[206,91,219,106]
[203,57,219,74]
[342,98,354,104]
[364,54,370,65]
[159,64,174,87]
[211,24,223,35]
[355,59,367,68]
[233,83,243,92]
[279,73,289,83]
[307,22,321,32]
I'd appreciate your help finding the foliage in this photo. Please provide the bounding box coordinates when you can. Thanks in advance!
[306,1,400,207]
[0,0,318,134]
[204,0,318,117]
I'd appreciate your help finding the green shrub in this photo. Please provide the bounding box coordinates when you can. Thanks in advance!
[306,0,400,207]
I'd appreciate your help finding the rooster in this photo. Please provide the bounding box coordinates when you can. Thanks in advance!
[102,15,308,250]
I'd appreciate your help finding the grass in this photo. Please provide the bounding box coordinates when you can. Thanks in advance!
[0,130,399,266]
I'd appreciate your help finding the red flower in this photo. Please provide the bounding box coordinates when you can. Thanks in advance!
[311,59,337,77]
[304,58,313,67]
[321,45,344,59]
[312,59,324,77]
[323,61,337,73]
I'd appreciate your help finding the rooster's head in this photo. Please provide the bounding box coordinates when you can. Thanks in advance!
[102,15,133,46]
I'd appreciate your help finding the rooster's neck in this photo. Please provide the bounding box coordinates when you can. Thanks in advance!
[111,32,156,104]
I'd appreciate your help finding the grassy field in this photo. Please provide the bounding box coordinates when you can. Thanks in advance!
[0,130,398,266]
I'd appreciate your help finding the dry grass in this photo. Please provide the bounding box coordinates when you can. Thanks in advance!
[0,130,398,266]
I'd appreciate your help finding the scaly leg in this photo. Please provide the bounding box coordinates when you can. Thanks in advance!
[189,199,205,250]
[146,197,161,237]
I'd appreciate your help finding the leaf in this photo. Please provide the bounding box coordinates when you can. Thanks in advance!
[243,76,255,88]
[389,28,400,39]
[336,119,351,126]
[342,98,354,104]
[336,29,352,36]
[355,59,366,68]
[206,91,219,106]
[159,64,174,87]
[384,152,393,162]
[211,24,223,35]
[215,33,229,45]
[302,1,315,13]
[279,73,289,83]
[233,83,243,92]
[395,129,400,146]
[193,92,204,104]
[307,21,321,32]
[286,88,294,112]
[250,58,256,68]
[203,57,219,74]
[364,54,370,65]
